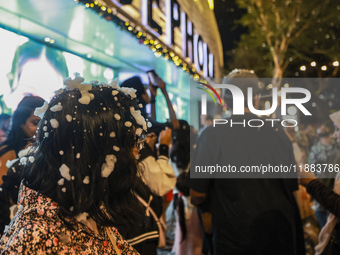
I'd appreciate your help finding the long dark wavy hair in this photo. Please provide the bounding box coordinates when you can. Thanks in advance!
[0,96,44,157]
[23,85,146,227]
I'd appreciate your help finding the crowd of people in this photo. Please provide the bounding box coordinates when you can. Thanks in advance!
[0,69,339,255]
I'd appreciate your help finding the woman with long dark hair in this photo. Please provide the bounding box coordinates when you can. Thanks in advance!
[0,75,147,254]
[0,96,44,184]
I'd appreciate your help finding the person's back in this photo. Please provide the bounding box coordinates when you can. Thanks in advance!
[191,114,304,255]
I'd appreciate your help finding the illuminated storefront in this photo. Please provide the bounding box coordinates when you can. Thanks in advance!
[0,0,223,126]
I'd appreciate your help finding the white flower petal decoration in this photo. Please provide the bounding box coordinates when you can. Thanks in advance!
[50,104,63,112]
[6,158,19,168]
[66,115,72,122]
[28,156,35,163]
[59,164,71,181]
[112,90,119,96]
[114,114,121,120]
[125,121,132,127]
[113,146,120,151]
[109,132,116,138]
[34,101,49,118]
[83,176,90,184]
[101,154,117,178]
[50,119,59,129]
[58,178,65,186]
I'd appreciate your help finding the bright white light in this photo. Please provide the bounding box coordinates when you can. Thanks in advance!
[321,65,327,71]
[311,61,316,67]
[87,54,92,58]
[267,84,273,89]
[300,65,306,71]
[103,68,114,82]
[50,39,55,44]
[287,106,297,115]
[284,83,289,88]
[312,102,316,107]
[333,61,339,67]
[44,37,51,42]
[265,101,271,110]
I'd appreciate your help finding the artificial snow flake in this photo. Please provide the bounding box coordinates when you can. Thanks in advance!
[109,132,116,138]
[83,176,90,184]
[75,212,89,222]
[114,97,118,101]
[114,114,121,120]
[58,178,65,186]
[113,146,120,151]
[136,128,143,136]
[20,157,27,165]
[101,154,117,178]
[43,126,48,131]
[6,158,19,168]
[28,156,35,163]
[70,206,74,211]
[109,78,119,89]
[147,122,152,128]
[50,104,63,112]
[59,151,64,155]
[125,121,132,127]
[66,114,72,121]
[139,104,143,108]
[50,119,59,129]
[34,101,49,118]
[112,90,119,96]
[44,132,49,138]
[76,153,80,159]
[63,73,94,105]
[62,188,67,193]
[59,164,71,181]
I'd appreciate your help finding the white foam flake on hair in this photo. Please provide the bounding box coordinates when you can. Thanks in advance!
[136,128,143,136]
[44,132,49,138]
[109,132,116,138]
[63,73,94,105]
[58,178,64,186]
[71,176,75,180]
[50,119,59,129]
[147,122,152,128]
[20,157,27,165]
[139,104,143,108]
[59,150,64,155]
[101,154,117,178]
[12,167,16,173]
[50,104,63,112]
[28,156,35,163]
[114,114,121,120]
[135,154,140,160]
[112,90,119,96]
[109,78,119,89]
[76,153,80,159]
[59,164,71,181]
[69,206,74,211]
[114,97,118,101]
[83,176,90,184]
[113,146,120,151]
[55,88,63,95]
[103,107,106,111]
[44,120,47,124]
[62,188,67,193]
[34,101,49,118]
[125,121,132,127]
[6,158,19,168]
[129,107,147,130]
[75,212,89,222]
[43,126,48,131]
[99,133,103,136]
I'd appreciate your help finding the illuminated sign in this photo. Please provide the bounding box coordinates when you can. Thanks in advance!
[113,0,214,78]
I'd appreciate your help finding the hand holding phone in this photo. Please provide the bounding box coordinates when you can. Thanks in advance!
[146,70,160,87]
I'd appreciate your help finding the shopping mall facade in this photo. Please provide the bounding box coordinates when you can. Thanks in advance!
[0,0,223,128]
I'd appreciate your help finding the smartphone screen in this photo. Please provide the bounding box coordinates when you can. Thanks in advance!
[146,70,159,87]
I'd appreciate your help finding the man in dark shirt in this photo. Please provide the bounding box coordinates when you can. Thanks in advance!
[189,70,305,255]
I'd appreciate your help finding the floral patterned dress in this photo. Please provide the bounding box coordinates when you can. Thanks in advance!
[0,183,139,255]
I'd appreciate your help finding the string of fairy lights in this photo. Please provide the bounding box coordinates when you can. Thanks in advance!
[75,0,204,82]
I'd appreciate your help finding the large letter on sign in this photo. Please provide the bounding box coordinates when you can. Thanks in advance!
[281,88,311,116]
